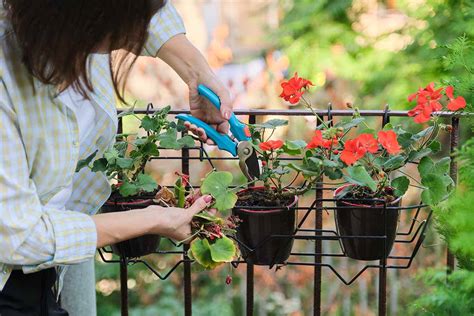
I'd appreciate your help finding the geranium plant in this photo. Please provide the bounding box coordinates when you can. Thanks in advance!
[78,107,239,267]
[251,73,468,206]
[77,106,195,197]
[235,73,467,262]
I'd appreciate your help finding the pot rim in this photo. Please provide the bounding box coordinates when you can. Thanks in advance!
[235,186,298,214]
[334,184,402,208]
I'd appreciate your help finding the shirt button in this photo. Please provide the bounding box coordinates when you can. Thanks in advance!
[73,140,79,147]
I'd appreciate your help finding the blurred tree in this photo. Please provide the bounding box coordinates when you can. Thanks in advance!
[278,0,474,109]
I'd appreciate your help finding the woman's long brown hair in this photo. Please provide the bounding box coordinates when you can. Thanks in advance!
[3,0,164,103]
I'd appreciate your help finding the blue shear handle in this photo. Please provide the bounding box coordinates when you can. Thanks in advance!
[198,84,250,142]
[176,114,237,156]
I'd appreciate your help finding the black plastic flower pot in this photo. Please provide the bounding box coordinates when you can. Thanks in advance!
[101,196,161,258]
[334,185,401,261]
[232,187,297,266]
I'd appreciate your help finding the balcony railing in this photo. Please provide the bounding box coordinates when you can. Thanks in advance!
[99,106,466,316]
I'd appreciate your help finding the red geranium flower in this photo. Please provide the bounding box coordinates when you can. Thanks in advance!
[408,102,433,124]
[356,134,378,154]
[446,86,467,111]
[408,83,444,123]
[377,130,401,155]
[306,130,324,149]
[259,140,284,151]
[307,130,339,149]
[340,134,378,165]
[280,72,313,104]
[340,139,367,165]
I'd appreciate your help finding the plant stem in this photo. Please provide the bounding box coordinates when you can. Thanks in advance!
[301,96,329,129]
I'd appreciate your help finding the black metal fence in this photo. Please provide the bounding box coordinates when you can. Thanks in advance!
[99,107,463,316]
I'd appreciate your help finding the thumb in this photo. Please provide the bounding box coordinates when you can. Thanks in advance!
[188,195,213,214]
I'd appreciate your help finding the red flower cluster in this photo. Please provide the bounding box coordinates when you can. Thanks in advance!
[340,132,401,165]
[279,72,313,104]
[446,86,467,111]
[407,83,443,124]
[306,130,338,149]
[408,83,466,123]
[259,140,284,151]
[377,130,401,155]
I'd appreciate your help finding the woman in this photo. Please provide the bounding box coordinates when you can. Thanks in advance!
[0,1,231,315]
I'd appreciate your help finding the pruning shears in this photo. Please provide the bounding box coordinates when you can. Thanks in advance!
[177,85,260,181]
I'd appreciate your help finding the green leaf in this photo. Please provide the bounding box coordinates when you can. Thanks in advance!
[336,117,365,130]
[322,159,338,168]
[287,163,322,177]
[190,238,219,269]
[421,174,449,205]
[116,157,135,169]
[283,140,307,155]
[324,167,343,180]
[412,126,434,141]
[391,176,410,197]
[177,136,196,148]
[383,123,394,130]
[159,129,181,149]
[91,158,108,172]
[140,115,157,132]
[345,166,377,192]
[104,148,120,164]
[209,236,236,262]
[119,181,138,197]
[255,119,288,129]
[408,148,432,162]
[383,155,405,170]
[201,171,237,212]
[114,141,129,155]
[428,141,441,153]
[75,150,98,172]
[418,157,435,175]
[397,132,414,149]
[141,142,160,156]
[137,173,157,193]
[435,157,451,174]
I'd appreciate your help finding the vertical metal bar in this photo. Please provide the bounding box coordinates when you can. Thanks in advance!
[378,105,390,316]
[447,116,459,273]
[120,257,128,316]
[246,263,255,316]
[182,131,192,316]
[378,258,387,316]
[246,114,256,316]
[117,117,123,135]
[313,110,327,316]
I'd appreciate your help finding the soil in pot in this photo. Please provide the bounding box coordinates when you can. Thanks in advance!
[101,191,161,258]
[233,187,297,266]
[334,186,401,261]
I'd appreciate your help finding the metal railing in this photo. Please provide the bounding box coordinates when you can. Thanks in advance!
[99,106,465,316]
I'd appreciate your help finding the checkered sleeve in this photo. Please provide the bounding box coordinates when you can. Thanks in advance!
[0,100,97,269]
[141,0,186,57]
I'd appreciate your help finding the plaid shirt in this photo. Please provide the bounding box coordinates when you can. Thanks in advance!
[0,2,185,290]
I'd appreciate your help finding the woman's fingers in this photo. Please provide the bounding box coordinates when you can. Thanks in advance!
[188,195,212,215]
[184,122,208,141]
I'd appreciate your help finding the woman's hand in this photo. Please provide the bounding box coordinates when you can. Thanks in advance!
[186,71,231,144]
[156,34,232,144]
[93,195,212,248]
[146,195,212,241]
